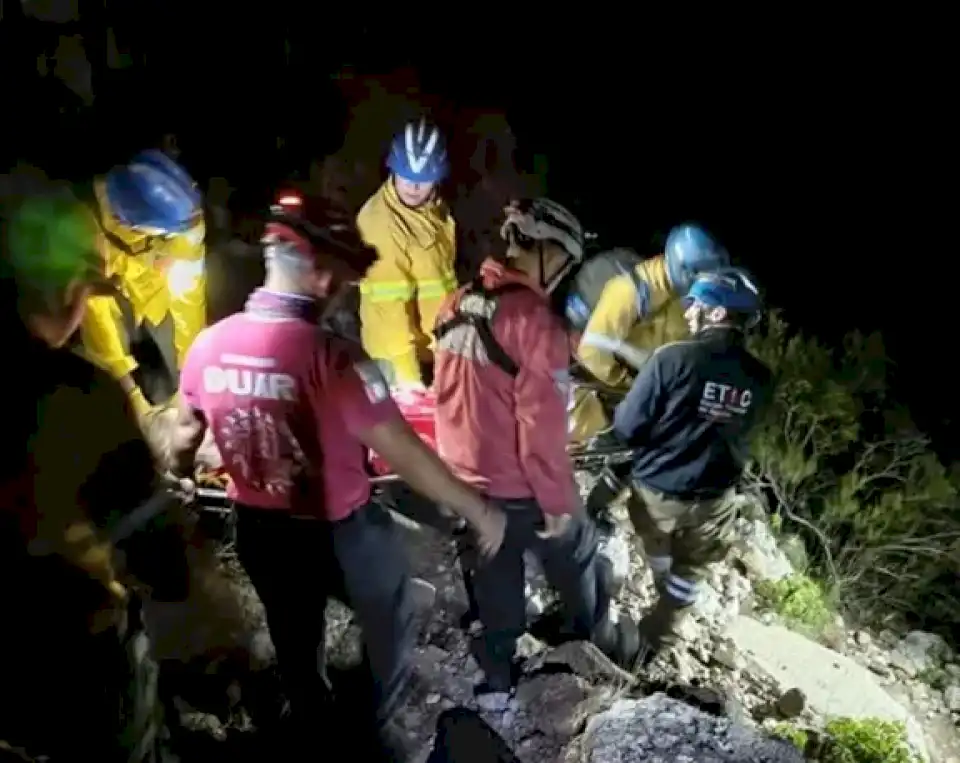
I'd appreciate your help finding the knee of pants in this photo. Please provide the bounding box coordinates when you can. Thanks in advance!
[337,522,415,652]
[471,554,527,633]
[671,532,730,575]
[626,491,671,552]
[548,512,598,565]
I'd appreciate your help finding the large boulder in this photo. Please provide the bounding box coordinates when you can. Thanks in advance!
[576,694,803,763]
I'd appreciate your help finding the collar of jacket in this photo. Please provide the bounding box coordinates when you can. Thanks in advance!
[380,178,450,249]
[478,257,547,297]
[245,288,321,322]
[698,324,745,345]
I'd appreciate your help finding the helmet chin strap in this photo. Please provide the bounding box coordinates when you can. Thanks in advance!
[538,241,569,294]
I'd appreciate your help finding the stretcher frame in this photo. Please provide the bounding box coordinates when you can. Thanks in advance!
[192,444,635,516]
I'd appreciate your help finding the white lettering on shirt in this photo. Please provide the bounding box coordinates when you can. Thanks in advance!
[699,380,754,421]
[203,365,297,402]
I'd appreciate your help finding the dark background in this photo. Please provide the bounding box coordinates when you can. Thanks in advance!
[2,4,953,446]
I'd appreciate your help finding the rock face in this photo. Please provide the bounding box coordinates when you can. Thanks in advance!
[177,482,960,762]
[579,695,803,763]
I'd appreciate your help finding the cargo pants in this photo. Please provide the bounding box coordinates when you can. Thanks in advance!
[628,482,738,646]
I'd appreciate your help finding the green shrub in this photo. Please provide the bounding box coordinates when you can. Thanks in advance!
[822,718,921,763]
[770,722,808,752]
[756,574,835,634]
[743,312,960,633]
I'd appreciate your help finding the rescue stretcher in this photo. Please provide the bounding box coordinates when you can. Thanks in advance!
[193,386,634,515]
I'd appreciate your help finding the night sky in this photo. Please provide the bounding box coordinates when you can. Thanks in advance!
[3,8,954,443]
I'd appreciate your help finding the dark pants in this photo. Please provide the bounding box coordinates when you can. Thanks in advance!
[234,502,416,729]
[458,500,610,689]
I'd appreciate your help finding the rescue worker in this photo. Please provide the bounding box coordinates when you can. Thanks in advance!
[0,168,167,761]
[357,118,457,390]
[433,199,641,696]
[78,148,207,420]
[168,196,507,760]
[568,224,731,441]
[572,224,732,516]
[605,268,772,665]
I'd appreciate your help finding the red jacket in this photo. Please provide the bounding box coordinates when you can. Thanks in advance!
[433,259,578,516]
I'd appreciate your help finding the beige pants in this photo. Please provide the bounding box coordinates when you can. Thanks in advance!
[628,483,738,643]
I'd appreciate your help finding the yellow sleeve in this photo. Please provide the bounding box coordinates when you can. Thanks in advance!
[576,277,639,389]
[162,223,208,365]
[358,221,422,385]
[78,295,156,417]
[79,294,137,381]
[170,276,206,367]
[413,220,457,353]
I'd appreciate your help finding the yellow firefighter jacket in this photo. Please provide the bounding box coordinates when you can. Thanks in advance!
[78,179,207,414]
[569,254,689,442]
[356,179,457,385]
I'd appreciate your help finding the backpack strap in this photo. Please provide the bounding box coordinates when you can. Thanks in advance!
[435,276,528,378]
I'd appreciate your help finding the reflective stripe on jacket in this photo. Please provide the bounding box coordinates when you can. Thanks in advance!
[357,179,456,384]
[576,254,688,390]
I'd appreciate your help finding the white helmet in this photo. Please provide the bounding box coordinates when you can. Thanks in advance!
[500,198,584,262]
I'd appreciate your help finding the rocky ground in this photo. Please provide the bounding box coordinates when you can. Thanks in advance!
[172,480,959,762]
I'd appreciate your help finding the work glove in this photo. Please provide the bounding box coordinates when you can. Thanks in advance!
[588,426,623,451]
[586,467,627,519]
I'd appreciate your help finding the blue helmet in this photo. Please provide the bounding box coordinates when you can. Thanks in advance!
[664,223,730,293]
[682,267,763,326]
[386,119,449,184]
[104,149,201,233]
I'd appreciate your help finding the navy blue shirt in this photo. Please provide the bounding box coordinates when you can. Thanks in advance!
[613,327,773,499]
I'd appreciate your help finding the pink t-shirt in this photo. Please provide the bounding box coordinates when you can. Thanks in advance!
[180,293,400,521]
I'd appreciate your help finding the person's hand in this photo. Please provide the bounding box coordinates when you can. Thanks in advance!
[587,426,623,452]
[537,512,572,540]
[471,502,507,558]
[165,473,197,502]
[195,428,223,469]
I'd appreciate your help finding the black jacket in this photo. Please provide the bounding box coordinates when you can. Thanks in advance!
[612,326,772,499]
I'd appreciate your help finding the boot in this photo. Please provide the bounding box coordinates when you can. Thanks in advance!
[634,594,693,668]
[591,614,642,672]
[470,634,521,696]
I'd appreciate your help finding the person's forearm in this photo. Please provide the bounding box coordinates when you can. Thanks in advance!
[395,445,490,525]
[370,423,490,524]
